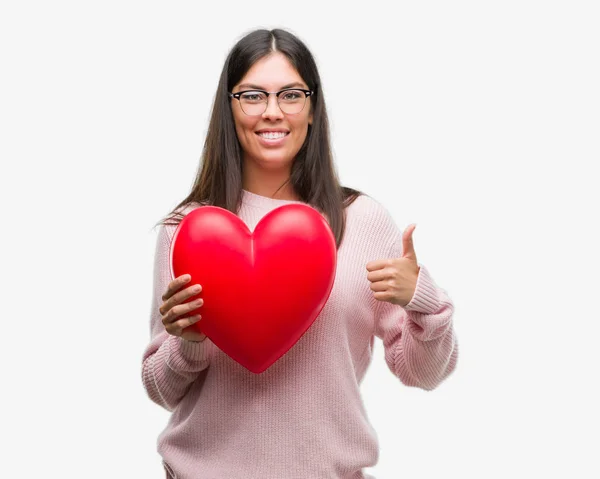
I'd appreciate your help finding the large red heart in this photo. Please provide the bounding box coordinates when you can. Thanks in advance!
[170,204,337,373]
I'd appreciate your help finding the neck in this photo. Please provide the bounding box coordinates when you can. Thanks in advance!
[242,163,300,201]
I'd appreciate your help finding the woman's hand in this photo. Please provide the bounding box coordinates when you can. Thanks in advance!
[160,274,207,342]
[366,224,420,308]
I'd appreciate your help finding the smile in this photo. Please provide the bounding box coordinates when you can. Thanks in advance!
[256,132,289,139]
[255,131,289,146]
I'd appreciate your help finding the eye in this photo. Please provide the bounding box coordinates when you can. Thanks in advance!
[240,91,266,103]
[281,90,302,101]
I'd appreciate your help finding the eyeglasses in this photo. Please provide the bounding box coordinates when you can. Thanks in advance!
[228,88,314,116]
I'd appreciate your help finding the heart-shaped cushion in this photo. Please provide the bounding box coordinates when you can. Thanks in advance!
[170,204,337,373]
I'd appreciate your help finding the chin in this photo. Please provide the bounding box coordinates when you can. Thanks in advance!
[257,153,293,165]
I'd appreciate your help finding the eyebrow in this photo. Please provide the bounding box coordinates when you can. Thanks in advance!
[236,82,307,91]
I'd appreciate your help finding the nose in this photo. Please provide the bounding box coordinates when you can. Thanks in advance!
[262,93,284,120]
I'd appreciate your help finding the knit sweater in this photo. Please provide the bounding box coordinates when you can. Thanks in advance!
[141,189,459,479]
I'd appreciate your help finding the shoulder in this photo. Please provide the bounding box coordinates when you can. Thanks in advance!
[347,193,396,225]
[177,202,205,216]
[157,201,205,242]
[345,193,403,246]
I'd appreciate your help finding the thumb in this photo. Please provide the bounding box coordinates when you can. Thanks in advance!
[401,224,418,260]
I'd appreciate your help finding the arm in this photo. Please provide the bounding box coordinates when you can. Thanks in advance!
[374,240,459,391]
[140,224,215,411]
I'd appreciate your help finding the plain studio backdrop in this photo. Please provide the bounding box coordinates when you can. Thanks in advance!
[1,1,598,478]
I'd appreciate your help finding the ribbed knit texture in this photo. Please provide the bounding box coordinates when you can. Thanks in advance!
[141,189,459,479]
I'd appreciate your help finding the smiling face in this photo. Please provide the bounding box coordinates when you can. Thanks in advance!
[230,52,313,175]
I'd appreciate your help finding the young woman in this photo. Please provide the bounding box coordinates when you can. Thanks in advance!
[141,28,459,479]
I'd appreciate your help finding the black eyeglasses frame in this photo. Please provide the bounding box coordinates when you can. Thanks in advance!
[228,88,315,115]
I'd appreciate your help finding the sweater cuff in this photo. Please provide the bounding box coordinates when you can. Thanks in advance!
[403,264,441,314]
[166,335,214,371]
[403,264,453,341]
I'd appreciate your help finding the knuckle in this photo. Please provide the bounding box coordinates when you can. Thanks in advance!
[173,322,183,336]
[162,289,170,302]
[163,318,171,331]
[167,321,176,334]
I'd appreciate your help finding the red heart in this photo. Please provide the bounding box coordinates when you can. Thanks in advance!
[170,204,337,373]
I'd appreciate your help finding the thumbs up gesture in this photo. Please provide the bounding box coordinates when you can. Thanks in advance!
[366,224,420,308]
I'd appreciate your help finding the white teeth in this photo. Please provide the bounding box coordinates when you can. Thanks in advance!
[258,132,287,139]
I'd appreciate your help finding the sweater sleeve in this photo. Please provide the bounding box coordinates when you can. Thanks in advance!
[141,223,216,412]
[373,240,459,391]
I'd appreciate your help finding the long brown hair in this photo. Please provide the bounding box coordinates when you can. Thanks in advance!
[154,28,363,249]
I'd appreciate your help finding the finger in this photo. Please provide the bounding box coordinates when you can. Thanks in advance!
[161,274,190,302]
[373,291,393,302]
[163,298,204,326]
[366,268,390,283]
[173,314,202,336]
[366,258,390,272]
[369,280,389,293]
[159,282,202,316]
[401,224,417,260]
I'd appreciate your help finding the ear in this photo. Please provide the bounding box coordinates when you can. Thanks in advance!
[308,110,313,126]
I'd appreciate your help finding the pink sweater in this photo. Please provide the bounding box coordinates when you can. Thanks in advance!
[141,189,459,479]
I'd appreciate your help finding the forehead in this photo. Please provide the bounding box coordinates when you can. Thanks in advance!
[235,53,307,91]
